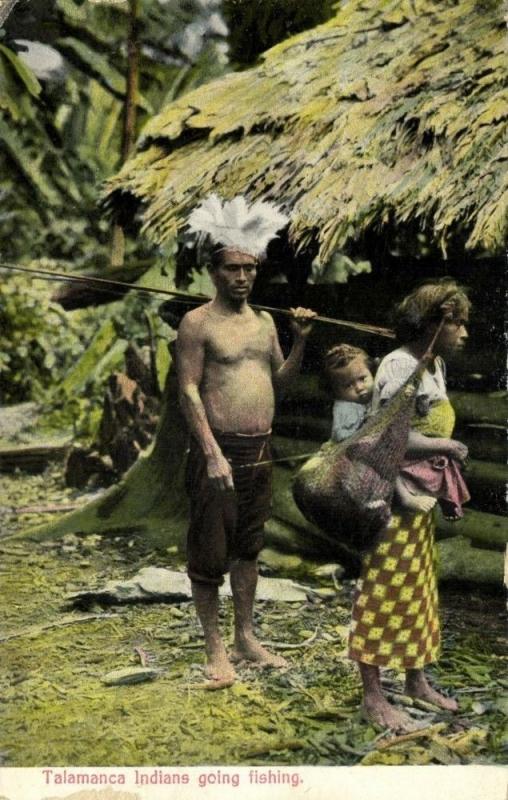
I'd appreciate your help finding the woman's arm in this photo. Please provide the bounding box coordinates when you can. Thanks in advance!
[406,431,468,462]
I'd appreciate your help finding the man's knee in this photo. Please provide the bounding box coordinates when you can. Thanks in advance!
[233,527,264,562]
[188,567,225,586]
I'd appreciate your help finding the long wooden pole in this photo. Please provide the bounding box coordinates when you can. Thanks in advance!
[0,261,396,338]
[0,0,21,27]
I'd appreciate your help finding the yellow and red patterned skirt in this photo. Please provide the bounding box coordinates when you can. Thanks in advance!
[347,398,459,670]
[348,509,440,670]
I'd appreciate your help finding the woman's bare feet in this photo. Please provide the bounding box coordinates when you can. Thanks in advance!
[358,662,420,732]
[231,635,288,668]
[362,696,417,732]
[405,670,458,712]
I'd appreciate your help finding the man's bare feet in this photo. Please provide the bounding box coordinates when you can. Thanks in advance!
[231,636,288,669]
[362,696,418,732]
[405,672,458,712]
[204,644,237,683]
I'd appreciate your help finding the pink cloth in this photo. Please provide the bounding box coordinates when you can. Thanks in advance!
[399,456,470,518]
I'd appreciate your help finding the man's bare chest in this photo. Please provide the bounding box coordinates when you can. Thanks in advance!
[204,317,272,366]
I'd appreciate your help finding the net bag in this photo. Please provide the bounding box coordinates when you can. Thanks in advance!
[292,359,428,555]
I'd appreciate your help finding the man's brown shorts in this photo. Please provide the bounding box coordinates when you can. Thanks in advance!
[185,432,272,585]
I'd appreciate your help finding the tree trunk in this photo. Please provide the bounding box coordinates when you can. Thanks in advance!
[110,0,140,270]
[19,354,190,551]
[277,375,507,427]
[436,507,507,550]
[461,459,507,515]
[274,415,330,442]
[448,391,507,426]
[455,424,506,464]
[436,537,504,585]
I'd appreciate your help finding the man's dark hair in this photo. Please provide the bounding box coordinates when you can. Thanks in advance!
[209,244,260,270]
[210,244,226,270]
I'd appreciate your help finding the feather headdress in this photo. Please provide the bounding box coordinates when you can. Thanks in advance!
[187,193,289,258]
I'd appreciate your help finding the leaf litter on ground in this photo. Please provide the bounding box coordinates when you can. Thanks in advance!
[0,465,506,766]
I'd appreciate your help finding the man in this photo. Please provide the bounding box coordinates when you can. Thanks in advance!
[177,246,315,683]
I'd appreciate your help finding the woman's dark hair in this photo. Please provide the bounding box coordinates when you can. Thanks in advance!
[394,279,471,344]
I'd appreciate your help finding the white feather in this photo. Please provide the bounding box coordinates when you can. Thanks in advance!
[186,194,289,256]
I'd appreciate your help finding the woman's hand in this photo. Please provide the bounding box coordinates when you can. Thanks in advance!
[406,432,468,463]
[440,439,468,463]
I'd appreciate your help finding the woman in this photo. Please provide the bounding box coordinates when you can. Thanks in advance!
[348,279,470,731]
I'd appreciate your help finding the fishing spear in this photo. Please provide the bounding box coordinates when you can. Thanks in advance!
[0,261,395,339]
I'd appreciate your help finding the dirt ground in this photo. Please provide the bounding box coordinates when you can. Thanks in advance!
[0,465,507,767]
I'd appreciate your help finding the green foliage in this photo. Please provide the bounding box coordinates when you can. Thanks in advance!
[0,42,41,104]
[309,253,372,284]
[0,275,87,403]
[39,259,175,441]
[0,0,231,266]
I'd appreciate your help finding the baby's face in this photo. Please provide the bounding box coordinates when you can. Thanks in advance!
[333,356,374,404]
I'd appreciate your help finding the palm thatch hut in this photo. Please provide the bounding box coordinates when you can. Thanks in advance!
[105,0,507,265]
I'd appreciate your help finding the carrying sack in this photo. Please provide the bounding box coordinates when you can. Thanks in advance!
[292,366,424,555]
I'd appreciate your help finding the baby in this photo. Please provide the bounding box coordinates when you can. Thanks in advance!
[324,344,374,443]
[323,344,469,518]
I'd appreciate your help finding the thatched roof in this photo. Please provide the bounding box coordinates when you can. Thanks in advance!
[106,0,507,261]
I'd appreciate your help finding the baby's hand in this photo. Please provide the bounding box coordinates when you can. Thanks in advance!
[442,439,468,463]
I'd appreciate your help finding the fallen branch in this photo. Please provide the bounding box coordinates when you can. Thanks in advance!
[181,679,235,691]
[0,440,70,472]
[243,739,305,757]
[0,612,121,643]
[385,689,443,713]
[376,722,447,750]
[13,503,84,515]
[133,646,151,667]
